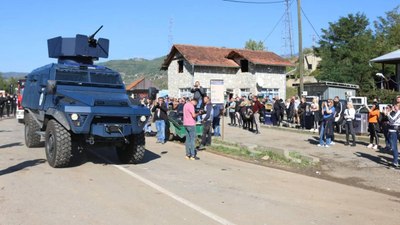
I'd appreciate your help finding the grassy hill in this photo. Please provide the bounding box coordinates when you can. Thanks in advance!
[99,56,168,89]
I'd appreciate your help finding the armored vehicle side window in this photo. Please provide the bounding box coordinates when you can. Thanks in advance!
[90,72,122,84]
[56,70,89,82]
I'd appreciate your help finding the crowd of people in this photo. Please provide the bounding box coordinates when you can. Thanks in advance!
[0,92,17,119]
[316,95,400,168]
[140,81,400,167]
[140,81,222,160]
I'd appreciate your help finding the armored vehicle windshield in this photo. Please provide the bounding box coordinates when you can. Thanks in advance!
[55,68,123,88]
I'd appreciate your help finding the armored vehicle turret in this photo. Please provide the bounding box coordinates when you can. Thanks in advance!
[22,27,151,168]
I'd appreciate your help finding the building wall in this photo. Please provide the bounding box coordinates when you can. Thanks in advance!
[303,86,357,100]
[167,54,287,100]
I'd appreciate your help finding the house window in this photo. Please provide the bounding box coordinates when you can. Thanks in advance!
[260,88,279,99]
[178,60,184,73]
[240,88,250,98]
[240,59,249,72]
[179,88,191,98]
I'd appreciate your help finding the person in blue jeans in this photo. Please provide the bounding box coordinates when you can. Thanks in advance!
[152,97,168,144]
[318,99,335,147]
[212,104,222,136]
[183,99,200,160]
[386,104,400,167]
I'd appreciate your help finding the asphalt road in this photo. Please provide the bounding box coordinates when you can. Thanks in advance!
[1,117,400,225]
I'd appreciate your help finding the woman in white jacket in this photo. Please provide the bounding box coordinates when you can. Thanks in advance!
[386,104,400,167]
[343,102,356,146]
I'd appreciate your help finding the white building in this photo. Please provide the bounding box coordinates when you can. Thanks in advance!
[161,44,293,100]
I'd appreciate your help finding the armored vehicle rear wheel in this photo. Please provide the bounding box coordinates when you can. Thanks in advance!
[24,113,42,148]
[116,132,146,164]
[45,120,73,168]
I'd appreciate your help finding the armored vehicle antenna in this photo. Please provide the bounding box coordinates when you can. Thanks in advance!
[47,25,109,65]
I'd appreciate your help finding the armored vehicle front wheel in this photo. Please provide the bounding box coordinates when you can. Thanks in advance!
[24,113,42,148]
[45,120,73,168]
[116,132,146,164]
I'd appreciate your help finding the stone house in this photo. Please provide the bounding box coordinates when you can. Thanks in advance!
[161,44,293,100]
[125,77,157,99]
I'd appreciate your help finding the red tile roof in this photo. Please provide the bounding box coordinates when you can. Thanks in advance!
[125,77,145,90]
[227,49,293,67]
[161,44,293,69]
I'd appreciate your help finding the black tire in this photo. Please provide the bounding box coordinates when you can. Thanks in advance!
[45,120,73,168]
[116,132,146,164]
[24,113,42,148]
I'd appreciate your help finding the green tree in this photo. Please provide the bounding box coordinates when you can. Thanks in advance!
[245,39,265,51]
[374,5,400,52]
[372,6,400,79]
[315,13,376,93]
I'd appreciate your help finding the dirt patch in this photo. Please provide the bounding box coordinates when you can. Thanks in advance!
[205,147,400,198]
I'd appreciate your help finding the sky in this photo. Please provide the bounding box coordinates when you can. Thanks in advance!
[0,0,399,73]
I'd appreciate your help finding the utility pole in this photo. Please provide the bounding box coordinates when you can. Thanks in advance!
[297,0,304,95]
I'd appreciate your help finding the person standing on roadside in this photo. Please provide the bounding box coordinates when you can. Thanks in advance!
[310,97,320,132]
[298,97,307,129]
[212,103,222,136]
[152,97,168,144]
[381,105,392,151]
[252,95,264,134]
[5,93,11,117]
[0,93,5,119]
[365,102,380,150]
[343,102,356,146]
[11,94,17,117]
[235,97,242,128]
[273,97,282,126]
[318,99,335,147]
[183,98,200,160]
[294,96,300,124]
[228,97,236,126]
[198,96,213,150]
[385,104,400,167]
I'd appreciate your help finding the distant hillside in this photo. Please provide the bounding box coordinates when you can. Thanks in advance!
[1,57,168,89]
[1,72,28,79]
[99,56,168,89]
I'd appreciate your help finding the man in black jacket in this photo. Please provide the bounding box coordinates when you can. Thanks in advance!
[191,81,205,109]
[5,93,11,117]
[198,96,213,150]
[152,97,168,144]
[0,93,5,119]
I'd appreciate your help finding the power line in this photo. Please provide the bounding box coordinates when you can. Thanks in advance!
[263,0,294,43]
[300,7,321,42]
[263,11,286,43]
[222,0,286,4]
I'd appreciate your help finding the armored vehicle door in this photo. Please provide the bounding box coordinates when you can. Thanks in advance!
[23,72,43,110]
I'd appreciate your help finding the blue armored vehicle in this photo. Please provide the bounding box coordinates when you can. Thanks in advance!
[22,27,151,168]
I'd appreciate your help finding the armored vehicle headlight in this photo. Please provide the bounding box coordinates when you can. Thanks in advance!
[140,115,147,122]
[70,113,79,121]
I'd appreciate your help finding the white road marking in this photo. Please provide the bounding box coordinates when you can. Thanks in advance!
[93,153,237,225]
